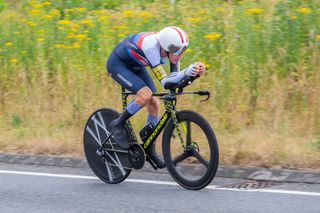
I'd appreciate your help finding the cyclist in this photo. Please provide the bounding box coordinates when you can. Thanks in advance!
[106,26,205,168]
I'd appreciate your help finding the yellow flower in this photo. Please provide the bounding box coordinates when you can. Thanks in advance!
[27,22,37,27]
[49,9,60,17]
[297,7,312,14]
[203,33,222,40]
[58,20,73,25]
[98,16,108,22]
[247,8,264,15]
[185,17,200,23]
[74,34,87,40]
[316,35,320,41]
[43,14,53,19]
[5,42,13,46]
[112,25,128,29]
[215,7,225,13]
[185,48,192,53]
[290,15,298,20]
[30,3,43,9]
[29,9,41,16]
[138,11,153,17]
[55,44,67,49]
[65,9,74,13]
[75,7,87,13]
[10,59,18,63]
[37,38,44,42]
[81,19,93,25]
[70,42,81,48]
[123,10,134,16]
[43,2,52,6]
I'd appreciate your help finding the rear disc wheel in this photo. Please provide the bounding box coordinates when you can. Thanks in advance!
[83,108,132,184]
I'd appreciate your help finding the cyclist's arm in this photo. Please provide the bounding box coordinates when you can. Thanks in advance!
[151,64,193,89]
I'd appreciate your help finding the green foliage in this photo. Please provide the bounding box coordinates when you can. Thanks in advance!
[0,0,6,12]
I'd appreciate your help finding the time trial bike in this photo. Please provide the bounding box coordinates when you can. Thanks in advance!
[83,76,219,190]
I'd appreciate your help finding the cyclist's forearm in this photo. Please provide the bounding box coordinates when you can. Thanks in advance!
[160,71,185,89]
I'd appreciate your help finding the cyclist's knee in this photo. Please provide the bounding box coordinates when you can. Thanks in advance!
[136,87,153,106]
[149,97,160,109]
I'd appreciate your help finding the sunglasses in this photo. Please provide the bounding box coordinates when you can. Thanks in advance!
[168,45,188,55]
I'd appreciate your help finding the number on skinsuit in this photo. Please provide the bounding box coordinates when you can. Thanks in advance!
[152,65,167,81]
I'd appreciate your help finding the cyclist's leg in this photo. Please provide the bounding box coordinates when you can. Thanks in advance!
[107,55,153,148]
[136,68,165,168]
[135,67,160,124]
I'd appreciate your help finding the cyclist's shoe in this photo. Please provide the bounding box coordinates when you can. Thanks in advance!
[147,143,166,169]
[110,110,131,149]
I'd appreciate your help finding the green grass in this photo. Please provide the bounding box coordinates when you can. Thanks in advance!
[0,0,319,168]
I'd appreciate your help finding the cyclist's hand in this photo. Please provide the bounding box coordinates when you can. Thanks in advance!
[184,64,198,76]
[195,62,205,75]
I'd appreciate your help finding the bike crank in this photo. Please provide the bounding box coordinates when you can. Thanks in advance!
[128,144,146,169]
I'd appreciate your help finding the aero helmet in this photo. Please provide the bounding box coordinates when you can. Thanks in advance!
[156,26,189,55]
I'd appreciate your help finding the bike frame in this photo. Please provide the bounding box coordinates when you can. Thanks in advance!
[121,87,182,152]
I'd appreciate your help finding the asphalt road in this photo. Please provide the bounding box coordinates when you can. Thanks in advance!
[1,163,320,213]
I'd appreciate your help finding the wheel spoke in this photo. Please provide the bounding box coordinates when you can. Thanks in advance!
[173,151,192,166]
[191,149,209,168]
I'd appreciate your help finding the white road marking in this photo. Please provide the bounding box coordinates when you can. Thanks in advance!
[1,170,319,197]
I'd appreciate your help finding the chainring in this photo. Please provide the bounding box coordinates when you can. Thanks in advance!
[128,143,146,169]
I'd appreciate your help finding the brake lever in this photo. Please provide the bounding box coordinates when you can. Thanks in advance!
[197,90,210,102]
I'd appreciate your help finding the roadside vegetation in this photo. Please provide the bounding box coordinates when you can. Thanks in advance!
[0,0,319,169]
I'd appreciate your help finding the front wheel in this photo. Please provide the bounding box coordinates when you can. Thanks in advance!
[162,110,219,190]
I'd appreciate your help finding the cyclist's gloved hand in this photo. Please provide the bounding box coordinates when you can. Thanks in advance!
[195,62,206,75]
[184,64,198,76]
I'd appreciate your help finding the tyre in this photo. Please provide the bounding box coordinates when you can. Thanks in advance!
[162,110,219,190]
[83,108,131,184]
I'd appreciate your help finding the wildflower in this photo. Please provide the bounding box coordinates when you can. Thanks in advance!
[75,7,87,13]
[74,34,87,40]
[49,9,60,17]
[27,22,37,27]
[55,44,67,48]
[43,14,53,19]
[297,7,312,14]
[58,20,73,25]
[138,11,153,17]
[185,48,192,53]
[98,16,108,22]
[112,25,128,29]
[185,17,200,23]
[30,3,43,9]
[5,42,13,46]
[215,7,225,13]
[123,10,134,16]
[316,35,320,41]
[247,8,264,15]
[71,27,78,33]
[10,59,18,63]
[71,42,81,48]
[42,2,51,6]
[29,9,41,16]
[81,19,93,25]
[37,38,44,42]
[203,33,222,40]
[290,15,298,20]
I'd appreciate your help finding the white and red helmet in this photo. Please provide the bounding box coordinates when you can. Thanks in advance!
[156,26,189,55]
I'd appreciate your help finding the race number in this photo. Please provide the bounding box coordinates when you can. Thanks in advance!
[152,65,167,80]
